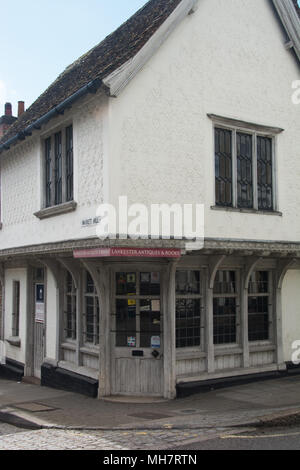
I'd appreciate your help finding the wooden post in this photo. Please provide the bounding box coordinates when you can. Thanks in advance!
[163,259,178,399]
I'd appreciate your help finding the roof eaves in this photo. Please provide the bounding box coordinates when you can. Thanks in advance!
[0,78,103,155]
[272,0,300,63]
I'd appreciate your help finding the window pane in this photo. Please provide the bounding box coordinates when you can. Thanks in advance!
[237,133,253,208]
[257,136,273,211]
[215,128,233,207]
[116,273,136,295]
[66,125,73,202]
[176,299,201,348]
[116,299,136,347]
[214,271,236,294]
[249,271,269,294]
[176,271,201,295]
[213,297,236,344]
[45,138,52,208]
[140,299,161,348]
[248,296,269,341]
[54,132,62,205]
[140,272,160,295]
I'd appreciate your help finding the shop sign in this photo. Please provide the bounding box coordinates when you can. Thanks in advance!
[74,247,182,259]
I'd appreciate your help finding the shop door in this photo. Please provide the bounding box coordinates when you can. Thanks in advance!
[33,271,46,379]
[111,270,163,396]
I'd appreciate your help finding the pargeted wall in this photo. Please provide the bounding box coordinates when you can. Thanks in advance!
[0,93,106,251]
[108,0,300,243]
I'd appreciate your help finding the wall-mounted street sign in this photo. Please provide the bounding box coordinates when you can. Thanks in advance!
[73,247,182,259]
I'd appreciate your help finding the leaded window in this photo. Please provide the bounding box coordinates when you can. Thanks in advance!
[237,132,253,208]
[248,271,272,341]
[215,128,232,207]
[114,272,161,348]
[12,280,20,337]
[175,271,203,349]
[257,137,273,211]
[84,272,99,345]
[213,271,238,345]
[65,271,77,340]
[214,125,275,211]
[44,125,74,208]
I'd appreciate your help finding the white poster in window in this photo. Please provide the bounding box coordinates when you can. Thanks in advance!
[151,336,161,349]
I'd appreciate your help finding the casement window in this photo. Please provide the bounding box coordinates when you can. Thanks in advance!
[12,281,20,337]
[248,271,272,342]
[214,125,276,211]
[84,271,99,345]
[175,271,203,349]
[44,124,74,208]
[65,271,77,341]
[115,272,161,348]
[213,271,238,345]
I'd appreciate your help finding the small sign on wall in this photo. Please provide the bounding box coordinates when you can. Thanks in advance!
[35,284,45,323]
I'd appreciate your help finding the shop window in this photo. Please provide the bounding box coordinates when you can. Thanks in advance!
[248,271,272,341]
[213,271,237,345]
[115,272,161,348]
[175,271,202,349]
[64,271,77,341]
[12,281,20,337]
[83,271,99,345]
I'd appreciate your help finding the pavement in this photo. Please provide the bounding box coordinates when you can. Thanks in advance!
[1,374,300,449]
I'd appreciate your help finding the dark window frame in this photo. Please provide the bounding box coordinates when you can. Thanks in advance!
[12,280,20,337]
[214,125,276,212]
[44,124,74,208]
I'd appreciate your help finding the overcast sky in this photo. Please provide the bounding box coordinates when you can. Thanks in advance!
[0,0,145,115]
[1,0,299,117]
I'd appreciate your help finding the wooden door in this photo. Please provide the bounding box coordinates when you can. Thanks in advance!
[111,270,163,396]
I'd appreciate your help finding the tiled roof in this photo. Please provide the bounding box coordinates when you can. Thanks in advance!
[0,0,181,144]
[0,0,299,146]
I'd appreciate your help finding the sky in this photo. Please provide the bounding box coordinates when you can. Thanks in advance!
[0,0,146,116]
[0,0,300,117]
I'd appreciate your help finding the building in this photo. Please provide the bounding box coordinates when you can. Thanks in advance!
[0,0,299,399]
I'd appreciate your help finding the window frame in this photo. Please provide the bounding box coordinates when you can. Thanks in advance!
[83,270,100,347]
[113,269,163,350]
[212,120,278,213]
[12,280,20,338]
[175,269,205,351]
[213,269,241,347]
[64,271,77,342]
[42,123,74,209]
[248,270,274,344]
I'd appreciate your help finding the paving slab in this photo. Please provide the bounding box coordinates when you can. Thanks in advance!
[0,375,300,431]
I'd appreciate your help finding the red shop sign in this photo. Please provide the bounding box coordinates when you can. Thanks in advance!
[73,247,182,259]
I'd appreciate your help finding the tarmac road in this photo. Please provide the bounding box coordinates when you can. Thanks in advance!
[173,425,300,450]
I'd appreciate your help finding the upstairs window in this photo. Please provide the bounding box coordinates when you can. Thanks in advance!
[44,125,73,208]
[214,123,277,212]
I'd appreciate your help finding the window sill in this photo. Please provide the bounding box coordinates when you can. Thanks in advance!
[211,206,282,216]
[34,201,77,220]
[6,337,21,347]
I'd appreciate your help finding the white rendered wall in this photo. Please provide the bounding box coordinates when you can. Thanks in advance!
[0,93,107,251]
[108,0,300,243]
[4,268,27,364]
[282,270,300,363]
